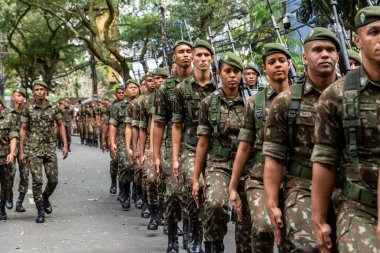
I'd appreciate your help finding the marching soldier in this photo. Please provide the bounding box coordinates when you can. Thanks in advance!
[229,43,291,252]
[311,6,380,252]
[19,80,68,223]
[59,98,75,152]
[347,49,362,69]
[263,28,340,251]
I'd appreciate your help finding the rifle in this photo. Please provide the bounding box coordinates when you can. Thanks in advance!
[266,0,298,83]
[330,0,351,75]
[207,25,221,89]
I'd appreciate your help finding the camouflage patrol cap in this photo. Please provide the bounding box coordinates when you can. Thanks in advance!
[12,88,26,97]
[153,67,169,77]
[173,40,193,51]
[244,63,260,76]
[141,75,146,81]
[115,85,125,92]
[32,80,48,88]
[145,72,153,78]
[347,49,362,64]
[261,43,291,60]
[220,52,244,71]
[304,27,341,52]
[193,39,214,55]
[355,6,380,30]
[126,79,140,87]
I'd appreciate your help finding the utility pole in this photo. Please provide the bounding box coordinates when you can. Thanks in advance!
[90,36,98,95]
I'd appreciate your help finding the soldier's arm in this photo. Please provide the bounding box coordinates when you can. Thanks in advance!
[149,114,155,154]
[171,86,185,176]
[7,138,17,165]
[109,124,118,157]
[19,122,27,163]
[125,123,133,161]
[153,86,167,168]
[57,119,68,159]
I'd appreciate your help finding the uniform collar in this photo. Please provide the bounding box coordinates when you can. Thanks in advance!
[190,74,216,88]
[358,66,380,89]
[215,88,244,104]
[33,99,51,109]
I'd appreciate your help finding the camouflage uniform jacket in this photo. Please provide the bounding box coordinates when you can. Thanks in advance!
[109,99,129,145]
[0,107,19,165]
[197,88,244,171]
[59,105,74,127]
[103,100,120,123]
[311,67,379,213]
[172,75,215,151]
[139,92,155,137]
[131,95,143,127]
[20,100,63,157]
[263,75,324,191]
[239,85,279,185]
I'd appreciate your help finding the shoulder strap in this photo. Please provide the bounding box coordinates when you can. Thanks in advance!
[343,68,361,175]
[253,87,267,133]
[184,78,193,122]
[287,76,306,161]
[210,91,221,140]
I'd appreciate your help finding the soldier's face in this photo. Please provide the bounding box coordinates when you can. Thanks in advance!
[173,44,192,68]
[32,85,47,100]
[355,20,380,65]
[141,84,148,94]
[192,48,212,71]
[349,58,361,70]
[263,53,290,83]
[145,77,155,92]
[302,40,338,78]
[153,75,167,89]
[127,83,139,99]
[12,92,25,104]
[243,69,258,88]
[115,89,125,100]
[218,63,242,90]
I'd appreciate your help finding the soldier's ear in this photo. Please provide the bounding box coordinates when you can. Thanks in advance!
[354,34,362,50]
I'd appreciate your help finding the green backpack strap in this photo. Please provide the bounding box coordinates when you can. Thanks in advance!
[343,68,361,175]
[287,76,305,163]
[210,91,221,140]
[184,78,193,122]
[253,87,266,136]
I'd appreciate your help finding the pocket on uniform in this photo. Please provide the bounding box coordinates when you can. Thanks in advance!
[360,104,378,148]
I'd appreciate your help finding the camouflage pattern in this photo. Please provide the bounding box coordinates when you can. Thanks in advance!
[109,99,133,184]
[263,76,322,251]
[59,105,74,146]
[155,74,182,223]
[78,108,86,141]
[93,103,101,139]
[130,98,142,187]
[20,100,63,204]
[197,88,244,242]
[104,100,120,180]
[311,67,379,252]
[238,85,279,251]
[85,105,95,141]
[0,107,19,201]
[139,92,157,205]
[172,75,215,221]
[235,181,253,253]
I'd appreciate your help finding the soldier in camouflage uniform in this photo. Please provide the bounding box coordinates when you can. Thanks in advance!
[7,89,29,213]
[93,98,101,148]
[0,99,19,220]
[84,103,93,145]
[19,80,68,223]
[153,40,193,252]
[192,52,245,252]
[140,67,169,230]
[229,44,291,252]
[78,104,86,144]
[109,81,139,209]
[102,88,126,195]
[311,7,380,253]
[172,39,216,253]
[347,49,362,70]
[243,63,260,93]
[59,98,75,152]
[262,28,340,252]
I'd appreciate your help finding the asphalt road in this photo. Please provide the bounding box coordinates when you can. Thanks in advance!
[0,136,242,253]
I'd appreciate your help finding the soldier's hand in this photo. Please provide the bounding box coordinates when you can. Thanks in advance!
[19,152,26,164]
[268,205,283,246]
[110,143,117,158]
[229,189,242,222]
[101,140,107,153]
[172,161,180,183]
[313,221,332,253]
[154,158,161,183]
[62,146,68,159]
[6,154,14,165]
[192,180,200,209]
[127,148,133,162]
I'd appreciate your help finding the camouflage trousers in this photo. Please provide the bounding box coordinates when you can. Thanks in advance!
[79,122,85,140]
[86,120,94,140]
[203,168,230,242]
[117,140,133,184]
[143,148,157,205]
[133,160,143,187]
[245,179,274,252]
[110,151,118,181]
[10,157,29,194]
[283,188,318,252]
[179,148,203,222]
[0,164,12,202]
[235,181,252,253]
[336,196,379,252]
[29,153,58,204]
[162,146,182,224]
[64,124,72,146]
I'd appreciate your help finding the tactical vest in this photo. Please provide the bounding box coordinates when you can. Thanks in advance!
[251,87,267,163]
[184,77,201,124]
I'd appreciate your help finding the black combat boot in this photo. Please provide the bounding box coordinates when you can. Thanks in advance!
[42,193,52,214]
[188,219,204,253]
[141,191,151,218]
[94,140,99,148]
[15,192,26,212]
[135,186,143,209]
[157,199,165,226]
[121,182,131,210]
[0,200,7,220]
[147,205,159,230]
[81,139,84,144]
[6,190,13,209]
[117,183,124,202]
[214,240,224,253]
[132,183,136,203]
[109,176,117,194]
[166,222,179,253]
[35,202,45,223]
[204,242,214,253]
[182,218,190,250]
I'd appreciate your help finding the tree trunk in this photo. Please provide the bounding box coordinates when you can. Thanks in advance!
[90,52,98,95]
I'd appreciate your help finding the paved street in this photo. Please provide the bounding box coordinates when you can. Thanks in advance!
[0,136,237,253]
